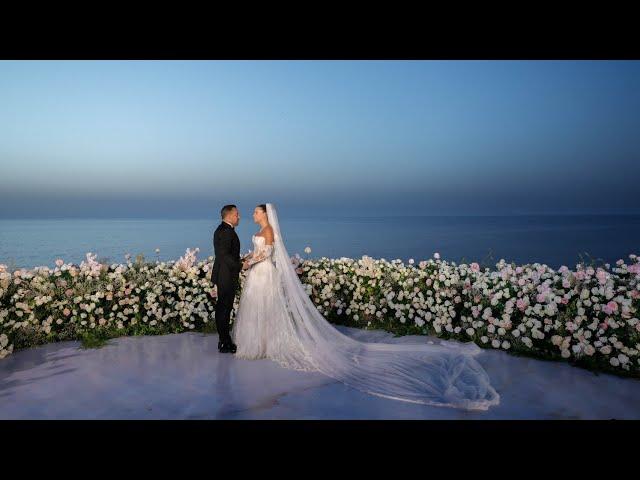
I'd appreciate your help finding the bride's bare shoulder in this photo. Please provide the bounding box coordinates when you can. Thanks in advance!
[262,224,274,243]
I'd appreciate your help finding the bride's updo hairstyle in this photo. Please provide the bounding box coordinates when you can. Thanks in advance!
[257,204,268,217]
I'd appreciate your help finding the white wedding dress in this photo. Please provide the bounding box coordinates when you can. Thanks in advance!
[231,203,500,410]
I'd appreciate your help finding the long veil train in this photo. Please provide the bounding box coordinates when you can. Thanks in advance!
[265,203,500,410]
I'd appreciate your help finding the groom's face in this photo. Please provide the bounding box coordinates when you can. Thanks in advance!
[227,208,240,226]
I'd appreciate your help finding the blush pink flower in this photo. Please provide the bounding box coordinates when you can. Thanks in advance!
[628,263,640,274]
[603,301,618,314]
[63,308,71,317]
[516,298,527,311]
[55,259,64,267]
[596,269,608,285]
[470,262,480,272]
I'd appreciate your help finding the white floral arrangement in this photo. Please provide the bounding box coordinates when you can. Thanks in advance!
[1,250,639,378]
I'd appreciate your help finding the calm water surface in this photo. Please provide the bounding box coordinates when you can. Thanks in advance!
[1,215,639,270]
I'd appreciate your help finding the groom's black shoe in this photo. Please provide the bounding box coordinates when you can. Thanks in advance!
[218,341,237,354]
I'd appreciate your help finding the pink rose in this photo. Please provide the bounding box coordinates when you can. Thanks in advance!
[628,263,640,274]
[470,262,480,272]
[561,297,569,305]
[603,301,618,314]
[63,308,71,316]
[596,269,607,285]
[55,259,64,267]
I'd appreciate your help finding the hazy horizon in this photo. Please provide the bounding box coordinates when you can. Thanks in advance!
[2,60,639,218]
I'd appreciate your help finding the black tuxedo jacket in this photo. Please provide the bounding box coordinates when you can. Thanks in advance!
[211,221,241,287]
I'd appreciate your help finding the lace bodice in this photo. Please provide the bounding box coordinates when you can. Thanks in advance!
[246,234,274,267]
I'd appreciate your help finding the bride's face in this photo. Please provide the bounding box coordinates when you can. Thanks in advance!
[253,207,266,224]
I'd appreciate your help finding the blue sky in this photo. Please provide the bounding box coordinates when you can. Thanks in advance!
[1,60,639,217]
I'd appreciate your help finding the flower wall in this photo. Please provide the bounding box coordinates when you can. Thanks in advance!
[1,250,639,378]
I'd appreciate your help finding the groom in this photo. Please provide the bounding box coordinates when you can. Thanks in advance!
[211,204,244,354]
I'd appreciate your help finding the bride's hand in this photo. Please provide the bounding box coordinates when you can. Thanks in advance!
[242,260,250,270]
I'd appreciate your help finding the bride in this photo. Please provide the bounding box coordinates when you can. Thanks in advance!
[231,203,500,410]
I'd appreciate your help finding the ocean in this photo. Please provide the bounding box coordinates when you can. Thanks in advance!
[1,215,639,271]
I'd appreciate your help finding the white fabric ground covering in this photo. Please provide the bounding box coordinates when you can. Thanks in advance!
[1,325,639,419]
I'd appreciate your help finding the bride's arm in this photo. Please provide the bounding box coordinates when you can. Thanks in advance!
[246,227,275,267]
[246,245,274,266]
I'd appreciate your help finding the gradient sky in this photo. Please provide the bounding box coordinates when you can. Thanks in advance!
[1,60,639,218]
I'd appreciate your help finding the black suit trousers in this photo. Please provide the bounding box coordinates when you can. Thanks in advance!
[215,279,237,344]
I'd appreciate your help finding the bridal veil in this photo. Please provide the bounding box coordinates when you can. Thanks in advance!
[265,203,500,410]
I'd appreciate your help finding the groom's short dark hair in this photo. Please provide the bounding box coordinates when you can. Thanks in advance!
[220,204,237,219]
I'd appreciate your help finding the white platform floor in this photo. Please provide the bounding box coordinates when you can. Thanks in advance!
[1,326,639,419]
